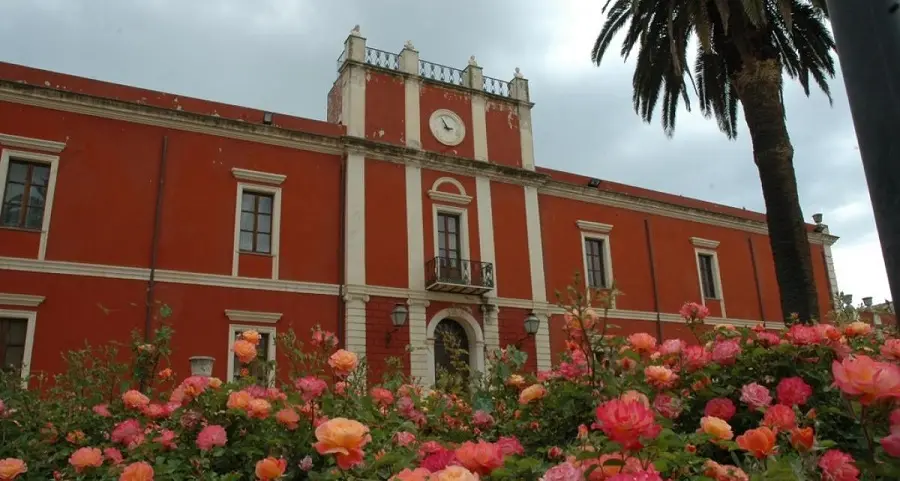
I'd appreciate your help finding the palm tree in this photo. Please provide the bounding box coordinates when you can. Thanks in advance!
[592,0,835,322]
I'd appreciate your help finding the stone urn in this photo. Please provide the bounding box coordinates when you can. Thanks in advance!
[189,356,215,377]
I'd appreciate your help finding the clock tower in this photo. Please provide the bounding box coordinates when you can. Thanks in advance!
[328,27,536,170]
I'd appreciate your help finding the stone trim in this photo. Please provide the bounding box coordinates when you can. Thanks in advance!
[231,168,286,186]
[224,309,282,323]
[0,133,66,153]
[0,293,45,307]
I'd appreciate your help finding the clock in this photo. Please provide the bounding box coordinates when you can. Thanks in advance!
[429,109,466,146]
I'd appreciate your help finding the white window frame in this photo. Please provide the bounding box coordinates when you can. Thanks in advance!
[0,308,38,386]
[225,324,277,384]
[694,246,727,318]
[432,204,470,262]
[0,149,61,260]
[232,182,282,279]
[580,232,614,289]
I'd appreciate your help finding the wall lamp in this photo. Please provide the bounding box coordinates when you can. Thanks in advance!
[515,311,541,347]
[385,303,409,346]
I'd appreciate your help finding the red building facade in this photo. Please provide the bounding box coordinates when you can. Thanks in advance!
[0,29,840,385]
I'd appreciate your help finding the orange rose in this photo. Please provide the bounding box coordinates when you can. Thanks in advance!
[313,418,371,469]
[0,458,27,480]
[328,349,359,376]
[122,390,150,410]
[518,384,547,404]
[247,399,271,419]
[119,461,154,481]
[736,426,777,458]
[255,457,286,481]
[832,355,900,404]
[69,447,103,472]
[432,466,479,481]
[455,440,504,475]
[241,329,262,345]
[644,366,679,389]
[276,408,300,430]
[700,416,733,441]
[227,390,253,410]
[208,377,223,389]
[790,427,815,452]
[844,322,872,337]
[233,340,257,364]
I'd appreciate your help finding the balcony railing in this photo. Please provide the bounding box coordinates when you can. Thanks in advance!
[425,257,494,295]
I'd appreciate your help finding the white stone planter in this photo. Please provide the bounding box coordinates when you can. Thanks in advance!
[189,356,215,377]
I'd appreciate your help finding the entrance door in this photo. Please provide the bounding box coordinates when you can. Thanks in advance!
[436,212,462,282]
[433,318,470,383]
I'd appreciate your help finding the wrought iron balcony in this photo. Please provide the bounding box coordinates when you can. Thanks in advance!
[425,257,494,295]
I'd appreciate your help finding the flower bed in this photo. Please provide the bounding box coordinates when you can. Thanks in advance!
[1,289,900,480]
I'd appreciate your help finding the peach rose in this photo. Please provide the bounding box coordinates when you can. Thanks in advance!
[241,329,262,345]
[69,447,103,472]
[119,461,154,481]
[620,390,650,408]
[276,408,300,430]
[455,440,504,475]
[832,355,900,404]
[247,399,271,419]
[736,427,777,459]
[328,349,359,377]
[313,418,371,469]
[844,321,872,337]
[0,458,27,480]
[208,377,223,389]
[233,339,257,364]
[122,390,150,410]
[518,384,547,404]
[227,390,253,410]
[391,468,432,481]
[700,416,733,441]
[432,466,480,481]
[627,333,657,354]
[644,366,679,389]
[255,457,286,481]
[506,374,526,388]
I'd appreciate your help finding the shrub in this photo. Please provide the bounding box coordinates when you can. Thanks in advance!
[1,282,900,480]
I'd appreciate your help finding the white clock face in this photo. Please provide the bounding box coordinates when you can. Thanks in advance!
[429,110,466,146]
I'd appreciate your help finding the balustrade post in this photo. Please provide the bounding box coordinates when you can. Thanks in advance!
[463,56,484,90]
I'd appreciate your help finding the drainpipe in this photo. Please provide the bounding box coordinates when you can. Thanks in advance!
[145,136,168,341]
[336,152,347,349]
[644,219,663,340]
[748,236,766,326]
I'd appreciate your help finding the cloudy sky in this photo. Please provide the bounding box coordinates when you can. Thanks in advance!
[0,0,888,306]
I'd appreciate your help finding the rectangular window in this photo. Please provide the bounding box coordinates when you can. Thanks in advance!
[437,212,462,281]
[231,329,272,384]
[0,317,28,372]
[239,192,274,254]
[698,253,718,299]
[1,160,50,230]
[584,238,608,289]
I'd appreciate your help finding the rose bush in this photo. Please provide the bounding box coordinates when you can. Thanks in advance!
[1,284,900,480]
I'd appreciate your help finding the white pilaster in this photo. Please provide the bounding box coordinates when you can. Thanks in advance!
[345,152,366,285]
[343,291,369,358]
[482,304,500,359]
[510,70,535,170]
[822,225,840,309]
[524,185,550,370]
[465,58,488,162]
[339,29,367,138]
[408,298,430,383]
[476,176,499,355]
[400,43,421,149]
[406,164,428,382]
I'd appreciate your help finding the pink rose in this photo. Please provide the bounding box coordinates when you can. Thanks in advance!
[196,425,227,451]
[704,398,736,421]
[540,462,583,481]
[740,383,773,410]
[776,377,813,406]
[711,340,742,365]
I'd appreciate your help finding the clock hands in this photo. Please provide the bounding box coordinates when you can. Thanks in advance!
[441,117,453,131]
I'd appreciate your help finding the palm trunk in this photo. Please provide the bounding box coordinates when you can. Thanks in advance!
[732,57,820,323]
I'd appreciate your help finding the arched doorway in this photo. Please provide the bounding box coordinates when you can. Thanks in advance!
[433,318,470,383]
[423,308,485,387]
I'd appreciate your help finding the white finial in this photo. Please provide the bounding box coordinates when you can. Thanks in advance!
[514,67,524,79]
[404,40,416,50]
[468,55,478,67]
[351,25,361,36]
